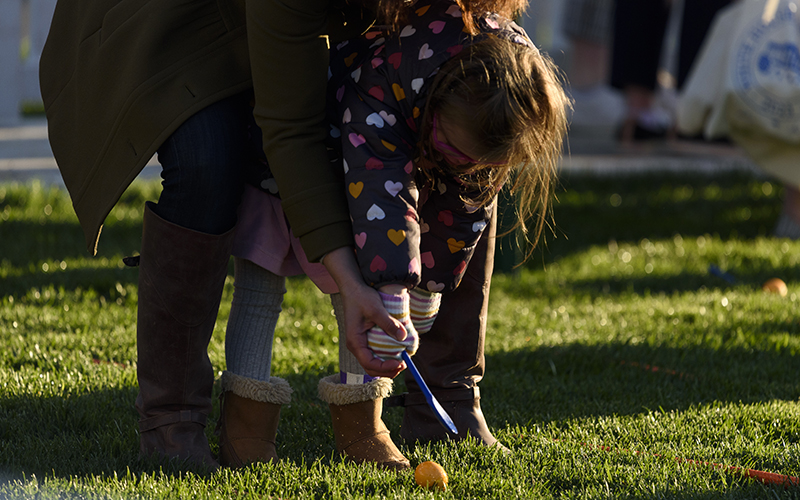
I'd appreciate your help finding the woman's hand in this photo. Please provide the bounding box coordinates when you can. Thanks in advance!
[322,247,407,378]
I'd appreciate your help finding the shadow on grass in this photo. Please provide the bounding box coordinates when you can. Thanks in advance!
[0,371,340,479]
[0,386,140,477]
[1,264,140,299]
[501,264,800,299]
[564,267,799,297]
[0,219,144,268]
[481,341,800,424]
[520,171,783,267]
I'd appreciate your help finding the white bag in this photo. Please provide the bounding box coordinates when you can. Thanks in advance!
[677,0,800,186]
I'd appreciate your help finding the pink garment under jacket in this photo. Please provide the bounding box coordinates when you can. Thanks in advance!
[232,185,339,295]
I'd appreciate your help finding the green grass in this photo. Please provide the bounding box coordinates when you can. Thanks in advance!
[1,171,799,499]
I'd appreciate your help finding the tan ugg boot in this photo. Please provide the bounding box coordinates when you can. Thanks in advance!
[216,371,292,468]
[318,374,410,471]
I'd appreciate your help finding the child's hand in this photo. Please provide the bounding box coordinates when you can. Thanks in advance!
[367,288,420,360]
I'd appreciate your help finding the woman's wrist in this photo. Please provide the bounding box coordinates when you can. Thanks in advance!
[321,246,363,291]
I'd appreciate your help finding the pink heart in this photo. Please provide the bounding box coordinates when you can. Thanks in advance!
[453,260,467,276]
[388,52,402,69]
[354,232,367,249]
[429,20,446,34]
[336,85,345,102]
[348,133,366,147]
[404,161,414,174]
[365,31,381,39]
[437,210,453,226]
[366,157,384,170]
[374,45,385,55]
[368,86,385,101]
[446,4,462,17]
[420,251,435,269]
[370,255,387,272]
[371,57,384,69]
[446,45,463,57]
[409,257,420,275]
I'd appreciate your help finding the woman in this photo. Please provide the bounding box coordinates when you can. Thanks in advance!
[39,0,526,470]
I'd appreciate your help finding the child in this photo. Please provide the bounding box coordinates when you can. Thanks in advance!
[218,0,569,470]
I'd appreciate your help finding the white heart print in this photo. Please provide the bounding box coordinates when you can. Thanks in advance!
[419,43,434,60]
[366,204,386,221]
[366,113,385,128]
[384,180,403,197]
[379,111,397,126]
[261,178,279,194]
[400,25,416,37]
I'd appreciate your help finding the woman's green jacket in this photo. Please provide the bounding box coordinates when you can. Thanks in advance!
[40,0,372,259]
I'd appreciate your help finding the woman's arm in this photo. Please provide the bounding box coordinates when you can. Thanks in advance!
[322,247,407,378]
[245,0,353,262]
[246,1,404,376]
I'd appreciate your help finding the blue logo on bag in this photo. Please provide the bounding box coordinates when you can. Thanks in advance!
[734,4,800,132]
[757,42,800,80]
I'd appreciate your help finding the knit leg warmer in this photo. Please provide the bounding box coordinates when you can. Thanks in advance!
[409,288,442,334]
[224,257,286,383]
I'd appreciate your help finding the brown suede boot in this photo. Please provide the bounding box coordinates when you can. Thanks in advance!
[216,371,292,467]
[393,209,507,450]
[318,375,410,471]
[135,202,234,471]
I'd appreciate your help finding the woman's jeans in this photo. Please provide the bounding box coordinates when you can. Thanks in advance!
[154,91,266,235]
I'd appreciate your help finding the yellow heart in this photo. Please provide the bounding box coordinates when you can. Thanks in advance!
[447,238,465,254]
[412,107,420,118]
[344,52,358,67]
[416,5,430,15]
[349,182,364,198]
[392,83,406,101]
[381,140,396,152]
[387,229,406,246]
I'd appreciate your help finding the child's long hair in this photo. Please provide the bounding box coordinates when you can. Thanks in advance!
[377,0,528,33]
[417,35,571,261]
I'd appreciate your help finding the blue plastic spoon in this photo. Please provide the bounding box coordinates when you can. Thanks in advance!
[401,350,458,435]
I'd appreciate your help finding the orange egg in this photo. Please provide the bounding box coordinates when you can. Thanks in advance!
[762,278,788,297]
[415,461,448,490]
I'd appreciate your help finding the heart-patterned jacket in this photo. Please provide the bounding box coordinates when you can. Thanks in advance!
[327,0,531,292]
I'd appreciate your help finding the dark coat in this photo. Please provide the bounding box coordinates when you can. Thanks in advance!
[40,0,372,258]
